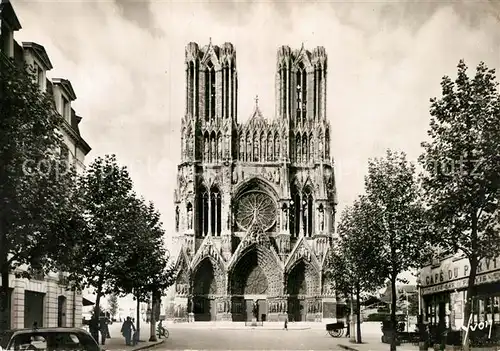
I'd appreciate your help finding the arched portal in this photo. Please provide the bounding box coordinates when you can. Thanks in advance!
[192,258,218,321]
[286,259,320,322]
[229,245,282,322]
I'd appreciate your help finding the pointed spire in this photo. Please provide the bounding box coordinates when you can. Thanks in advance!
[255,95,259,108]
[209,37,212,46]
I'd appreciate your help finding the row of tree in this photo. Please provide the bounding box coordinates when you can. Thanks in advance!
[328,60,500,351]
[0,44,176,340]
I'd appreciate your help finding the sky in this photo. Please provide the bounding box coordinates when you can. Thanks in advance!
[11,0,500,294]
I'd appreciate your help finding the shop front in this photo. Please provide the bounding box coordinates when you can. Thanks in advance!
[420,254,500,346]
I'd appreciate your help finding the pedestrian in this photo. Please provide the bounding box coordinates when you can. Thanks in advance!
[99,317,107,345]
[89,314,99,343]
[283,316,288,331]
[121,317,136,346]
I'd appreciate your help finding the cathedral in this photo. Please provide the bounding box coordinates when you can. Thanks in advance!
[171,41,338,322]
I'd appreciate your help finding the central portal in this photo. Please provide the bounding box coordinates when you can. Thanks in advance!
[229,245,282,322]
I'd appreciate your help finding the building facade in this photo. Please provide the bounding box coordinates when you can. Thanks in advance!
[420,253,500,335]
[171,41,337,322]
[0,0,91,329]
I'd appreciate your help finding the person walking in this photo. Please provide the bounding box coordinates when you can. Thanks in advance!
[98,318,107,345]
[283,316,288,331]
[120,317,136,346]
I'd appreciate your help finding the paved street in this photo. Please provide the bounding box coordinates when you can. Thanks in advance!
[102,321,427,350]
[100,321,416,351]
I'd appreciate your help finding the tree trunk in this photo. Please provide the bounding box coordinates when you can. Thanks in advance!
[92,282,103,343]
[462,255,478,351]
[0,217,10,331]
[390,276,397,351]
[136,295,141,342]
[0,268,9,331]
[92,274,106,343]
[149,290,157,342]
[349,293,355,342]
[355,287,362,344]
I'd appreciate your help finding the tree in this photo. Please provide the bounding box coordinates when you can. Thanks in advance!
[327,196,386,343]
[108,294,119,320]
[57,155,138,341]
[363,150,429,351]
[110,197,176,342]
[419,60,500,350]
[0,55,78,330]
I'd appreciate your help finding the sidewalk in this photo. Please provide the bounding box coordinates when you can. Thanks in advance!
[337,337,422,351]
[102,337,165,351]
[164,321,323,330]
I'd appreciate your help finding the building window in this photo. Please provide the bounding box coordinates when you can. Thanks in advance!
[61,96,70,121]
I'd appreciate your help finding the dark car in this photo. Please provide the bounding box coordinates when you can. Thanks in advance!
[0,327,103,351]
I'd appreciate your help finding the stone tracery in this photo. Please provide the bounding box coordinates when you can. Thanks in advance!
[172,42,336,322]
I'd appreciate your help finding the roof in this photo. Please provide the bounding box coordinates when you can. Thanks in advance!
[245,96,267,130]
[22,42,53,70]
[8,327,91,333]
[0,0,21,31]
[52,78,77,101]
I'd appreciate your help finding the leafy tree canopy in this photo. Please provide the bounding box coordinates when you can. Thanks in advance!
[328,196,385,299]
[0,56,77,277]
[110,197,176,302]
[419,60,500,261]
[59,155,138,299]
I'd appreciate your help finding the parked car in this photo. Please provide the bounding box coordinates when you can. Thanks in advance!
[0,327,103,351]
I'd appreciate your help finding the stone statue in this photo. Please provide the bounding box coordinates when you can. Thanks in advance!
[319,208,324,232]
[187,206,193,229]
[283,207,288,231]
[175,208,179,231]
[252,300,258,319]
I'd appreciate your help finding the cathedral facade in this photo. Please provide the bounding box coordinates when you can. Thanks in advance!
[171,41,338,322]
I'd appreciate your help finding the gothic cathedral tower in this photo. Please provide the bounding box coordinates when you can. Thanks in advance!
[171,42,337,323]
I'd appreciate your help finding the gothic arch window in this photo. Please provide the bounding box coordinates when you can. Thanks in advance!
[291,185,300,237]
[309,132,314,162]
[203,132,209,162]
[266,132,272,161]
[318,66,323,120]
[253,132,259,162]
[281,66,287,116]
[245,131,250,162]
[239,133,245,161]
[303,186,313,237]
[260,131,265,161]
[187,62,195,116]
[296,69,302,125]
[197,186,209,237]
[313,65,318,120]
[296,62,307,123]
[275,132,280,160]
[296,133,302,163]
[325,128,330,159]
[217,132,222,161]
[210,186,221,236]
[175,206,180,232]
[224,64,230,119]
[204,68,210,122]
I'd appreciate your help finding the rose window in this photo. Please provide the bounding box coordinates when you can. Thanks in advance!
[235,191,276,231]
